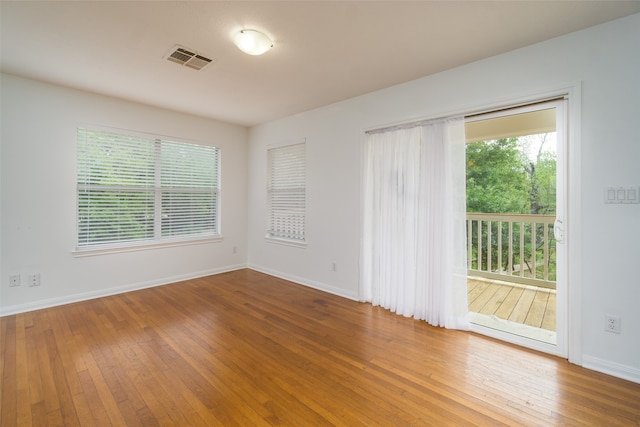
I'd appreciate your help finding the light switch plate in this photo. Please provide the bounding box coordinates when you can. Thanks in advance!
[604,186,640,204]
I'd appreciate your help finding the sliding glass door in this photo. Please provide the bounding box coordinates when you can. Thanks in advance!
[464,99,567,357]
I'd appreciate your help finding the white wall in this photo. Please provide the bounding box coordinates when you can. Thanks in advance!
[0,74,248,315]
[248,13,640,382]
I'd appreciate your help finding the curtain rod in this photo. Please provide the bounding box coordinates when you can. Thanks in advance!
[365,116,461,135]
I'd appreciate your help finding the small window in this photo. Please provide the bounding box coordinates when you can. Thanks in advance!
[267,142,306,245]
[76,128,220,250]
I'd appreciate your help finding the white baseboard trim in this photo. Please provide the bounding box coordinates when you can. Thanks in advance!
[0,263,247,317]
[581,355,640,384]
[247,264,359,302]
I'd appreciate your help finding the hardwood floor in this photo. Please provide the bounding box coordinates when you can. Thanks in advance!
[468,277,556,331]
[2,269,639,426]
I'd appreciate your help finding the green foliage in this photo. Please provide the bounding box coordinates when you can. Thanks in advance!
[466,136,556,215]
[466,138,530,214]
[533,151,556,214]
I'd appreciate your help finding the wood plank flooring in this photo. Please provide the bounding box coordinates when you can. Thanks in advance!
[468,277,556,331]
[2,269,639,426]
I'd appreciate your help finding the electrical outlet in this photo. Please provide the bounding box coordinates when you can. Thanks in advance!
[605,315,621,334]
[331,262,337,272]
[9,275,21,287]
[28,273,41,287]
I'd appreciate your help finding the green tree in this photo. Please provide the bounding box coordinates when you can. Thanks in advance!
[532,150,556,214]
[466,135,556,215]
[523,133,556,215]
[466,138,530,214]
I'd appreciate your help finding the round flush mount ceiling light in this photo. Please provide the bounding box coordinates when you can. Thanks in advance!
[233,29,273,55]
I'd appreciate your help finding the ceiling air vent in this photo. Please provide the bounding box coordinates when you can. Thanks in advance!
[165,45,214,71]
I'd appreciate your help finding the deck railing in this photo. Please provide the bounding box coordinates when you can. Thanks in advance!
[466,213,556,289]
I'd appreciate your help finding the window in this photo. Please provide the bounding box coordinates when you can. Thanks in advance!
[76,128,220,250]
[267,142,306,244]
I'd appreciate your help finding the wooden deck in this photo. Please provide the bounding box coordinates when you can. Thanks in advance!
[467,276,556,331]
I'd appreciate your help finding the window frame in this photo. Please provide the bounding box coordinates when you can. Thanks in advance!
[74,126,222,256]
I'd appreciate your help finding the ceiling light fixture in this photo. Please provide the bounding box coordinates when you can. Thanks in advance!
[233,29,273,56]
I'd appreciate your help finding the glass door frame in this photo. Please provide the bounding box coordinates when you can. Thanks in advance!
[464,98,569,358]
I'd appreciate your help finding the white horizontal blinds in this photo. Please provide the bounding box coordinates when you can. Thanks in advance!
[77,129,156,247]
[160,141,219,238]
[77,128,219,249]
[267,143,306,241]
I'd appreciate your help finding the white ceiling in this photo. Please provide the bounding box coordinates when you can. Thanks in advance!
[2,1,640,127]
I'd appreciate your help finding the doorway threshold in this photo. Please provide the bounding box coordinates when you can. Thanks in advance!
[469,312,556,345]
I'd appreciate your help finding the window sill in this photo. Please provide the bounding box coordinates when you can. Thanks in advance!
[73,236,223,257]
[265,236,307,249]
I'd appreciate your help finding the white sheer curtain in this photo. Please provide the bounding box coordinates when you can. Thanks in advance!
[360,117,469,330]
